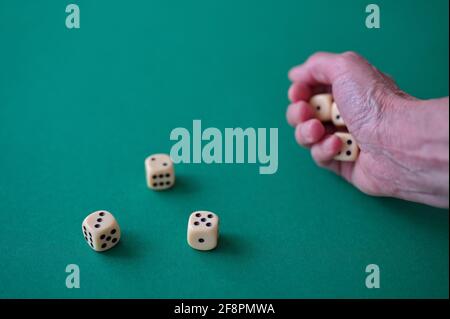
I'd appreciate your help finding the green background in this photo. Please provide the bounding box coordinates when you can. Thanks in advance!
[0,0,448,298]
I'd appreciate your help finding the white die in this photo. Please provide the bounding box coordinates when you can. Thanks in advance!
[145,154,175,191]
[82,210,121,252]
[309,93,333,122]
[331,102,346,127]
[333,133,359,162]
[187,211,219,251]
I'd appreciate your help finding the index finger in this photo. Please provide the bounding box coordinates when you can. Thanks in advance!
[288,52,345,86]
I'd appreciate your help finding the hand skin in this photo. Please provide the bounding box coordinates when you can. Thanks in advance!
[286,51,449,209]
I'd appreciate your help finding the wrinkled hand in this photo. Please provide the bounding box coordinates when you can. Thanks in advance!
[286,51,449,208]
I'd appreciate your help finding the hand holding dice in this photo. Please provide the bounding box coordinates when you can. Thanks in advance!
[309,93,359,162]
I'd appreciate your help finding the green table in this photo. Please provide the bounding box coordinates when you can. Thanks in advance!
[0,0,448,298]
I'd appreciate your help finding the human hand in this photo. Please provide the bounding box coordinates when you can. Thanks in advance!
[286,51,449,208]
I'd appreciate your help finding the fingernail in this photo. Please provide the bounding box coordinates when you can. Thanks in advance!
[300,124,312,141]
[287,104,299,125]
[325,135,341,152]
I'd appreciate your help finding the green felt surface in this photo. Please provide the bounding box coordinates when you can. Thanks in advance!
[0,0,448,298]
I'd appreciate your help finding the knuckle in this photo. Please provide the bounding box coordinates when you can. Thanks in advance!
[336,51,363,69]
[307,51,327,64]
[342,51,361,60]
[335,56,351,70]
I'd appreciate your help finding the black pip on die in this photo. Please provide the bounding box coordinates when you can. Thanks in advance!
[82,210,121,252]
[333,132,359,161]
[187,211,219,251]
[145,153,175,190]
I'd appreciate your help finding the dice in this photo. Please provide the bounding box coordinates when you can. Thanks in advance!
[333,132,359,162]
[308,95,360,161]
[82,210,121,252]
[145,153,175,191]
[187,211,219,251]
[331,102,346,127]
[309,93,333,121]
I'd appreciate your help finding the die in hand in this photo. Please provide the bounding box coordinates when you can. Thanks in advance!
[331,102,346,127]
[309,93,360,162]
[333,132,359,162]
[309,93,333,122]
